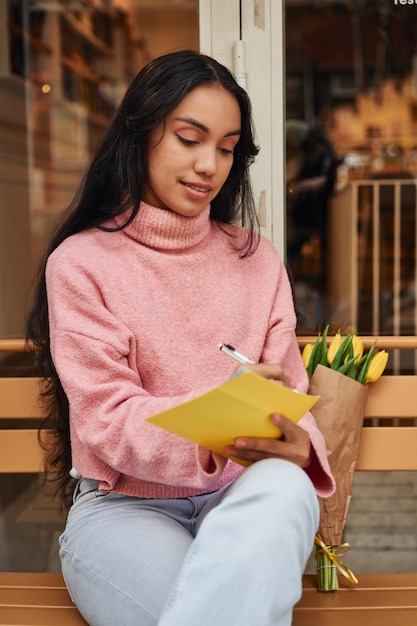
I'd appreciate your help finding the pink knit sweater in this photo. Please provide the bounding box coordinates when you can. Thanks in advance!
[46,202,335,499]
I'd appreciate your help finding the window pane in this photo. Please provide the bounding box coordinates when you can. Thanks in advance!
[0,0,199,340]
[0,0,198,573]
[285,0,417,338]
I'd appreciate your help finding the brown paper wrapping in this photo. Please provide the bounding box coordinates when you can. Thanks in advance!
[309,364,369,546]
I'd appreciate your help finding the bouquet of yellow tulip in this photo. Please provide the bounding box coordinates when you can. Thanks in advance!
[302,325,388,385]
[302,325,388,591]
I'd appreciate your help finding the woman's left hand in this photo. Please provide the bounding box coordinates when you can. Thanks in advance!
[226,413,312,468]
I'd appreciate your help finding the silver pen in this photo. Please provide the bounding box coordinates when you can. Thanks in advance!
[218,343,255,365]
[219,342,299,392]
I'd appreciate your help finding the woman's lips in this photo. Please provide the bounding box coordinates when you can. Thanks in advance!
[181,182,212,197]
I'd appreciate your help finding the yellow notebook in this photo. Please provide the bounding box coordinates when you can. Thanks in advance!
[146,371,319,465]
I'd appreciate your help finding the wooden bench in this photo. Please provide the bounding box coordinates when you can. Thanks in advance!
[0,337,416,625]
[0,340,88,626]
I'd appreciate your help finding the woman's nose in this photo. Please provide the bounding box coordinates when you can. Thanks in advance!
[194,147,217,176]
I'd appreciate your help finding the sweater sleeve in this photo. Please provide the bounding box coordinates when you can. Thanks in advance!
[45,251,227,489]
[260,253,335,498]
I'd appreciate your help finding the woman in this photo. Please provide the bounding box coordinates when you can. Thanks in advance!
[28,50,334,626]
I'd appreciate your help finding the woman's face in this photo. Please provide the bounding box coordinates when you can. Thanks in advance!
[143,84,241,217]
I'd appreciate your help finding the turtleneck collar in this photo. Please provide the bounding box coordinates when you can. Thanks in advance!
[114,202,212,251]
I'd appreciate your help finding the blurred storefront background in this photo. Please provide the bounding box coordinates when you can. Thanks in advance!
[0,0,198,340]
[285,1,417,347]
[1,0,416,349]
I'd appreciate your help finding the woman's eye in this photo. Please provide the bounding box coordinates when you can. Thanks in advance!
[218,147,234,156]
[176,134,197,146]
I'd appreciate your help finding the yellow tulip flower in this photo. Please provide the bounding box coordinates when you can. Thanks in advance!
[327,332,342,365]
[302,343,314,369]
[352,334,364,364]
[365,350,389,382]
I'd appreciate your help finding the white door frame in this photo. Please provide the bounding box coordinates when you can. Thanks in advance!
[199,0,286,259]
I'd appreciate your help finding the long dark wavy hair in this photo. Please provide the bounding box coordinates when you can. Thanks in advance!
[26,49,260,505]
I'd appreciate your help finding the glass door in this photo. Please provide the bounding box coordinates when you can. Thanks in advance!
[0,0,199,574]
[284,0,417,339]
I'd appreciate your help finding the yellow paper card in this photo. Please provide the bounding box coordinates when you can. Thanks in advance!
[146,371,319,464]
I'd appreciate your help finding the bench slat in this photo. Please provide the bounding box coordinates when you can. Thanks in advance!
[356,427,417,470]
[0,572,66,587]
[2,426,416,473]
[294,574,417,626]
[2,375,416,419]
[0,607,87,626]
[0,430,51,473]
[294,607,417,626]
[0,586,74,605]
[1,429,417,474]
[0,573,88,626]
[365,376,417,418]
[0,378,42,419]
[297,336,417,350]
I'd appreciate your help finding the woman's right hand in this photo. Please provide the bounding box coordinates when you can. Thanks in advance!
[235,362,294,390]
[227,363,312,468]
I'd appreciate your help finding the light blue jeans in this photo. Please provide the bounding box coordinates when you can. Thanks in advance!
[59,459,319,626]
